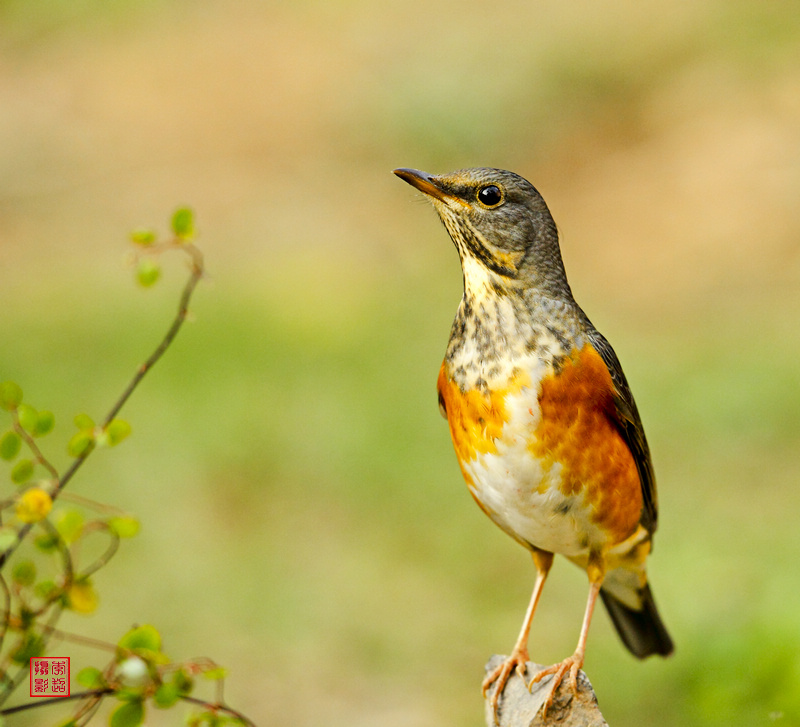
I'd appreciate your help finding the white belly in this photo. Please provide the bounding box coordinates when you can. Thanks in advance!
[461,382,605,557]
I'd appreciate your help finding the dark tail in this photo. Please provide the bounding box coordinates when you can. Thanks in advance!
[600,582,674,658]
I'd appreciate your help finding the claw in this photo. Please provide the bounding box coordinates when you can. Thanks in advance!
[482,551,553,724]
[527,651,583,717]
[482,649,529,725]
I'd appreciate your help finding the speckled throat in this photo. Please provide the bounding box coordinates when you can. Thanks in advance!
[444,279,588,394]
[433,186,587,393]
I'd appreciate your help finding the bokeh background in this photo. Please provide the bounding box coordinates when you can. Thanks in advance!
[2,1,799,725]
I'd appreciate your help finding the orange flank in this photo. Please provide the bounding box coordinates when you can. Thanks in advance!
[531,345,642,544]
[397,167,673,720]
[436,363,530,471]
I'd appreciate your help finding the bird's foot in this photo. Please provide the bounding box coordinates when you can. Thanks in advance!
[527,650,584,717]
[482,647,529,725]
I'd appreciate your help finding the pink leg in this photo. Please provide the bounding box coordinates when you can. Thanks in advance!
[529,578,602,715]
[483,549,553,724]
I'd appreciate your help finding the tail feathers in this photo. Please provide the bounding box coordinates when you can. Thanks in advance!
[600,582,674,658]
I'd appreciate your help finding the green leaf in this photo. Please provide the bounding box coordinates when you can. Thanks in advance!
[34,533,59,553]
[11,560,36,586]
[118,624,162,654]
[172,667,194,695]
[67,430,94,458]
[56,509,84,544]
[110,699,145,727]
[11,632,44,663]
[171,207,195,240]
[66,578,99,614]
[0,431,21,461]
[76,666,105,689]
[34,579,59,601]
[32,410,55,437]
[0,381,22,410]
[136,259,161,288]
[130,228,156,246]
[114,687,145,702]
[202,666,228,681]
[0,527,18,551]
[153,682,180,708]
[187,711,227,726]
[10,459,34,484]
[105,419,132,446]
[109,516,140,539]
[16,404,38,433]
[74,413,95,430]
[18,606,35,630]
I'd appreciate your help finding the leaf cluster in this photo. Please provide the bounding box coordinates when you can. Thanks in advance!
[0,211,253,726]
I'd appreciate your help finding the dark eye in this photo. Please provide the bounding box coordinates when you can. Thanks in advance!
[477,185,502,207]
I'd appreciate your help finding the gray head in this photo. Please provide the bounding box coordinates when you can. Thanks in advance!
[394,167,572,300]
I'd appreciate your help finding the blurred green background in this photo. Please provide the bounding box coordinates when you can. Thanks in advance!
[1,0,799,725]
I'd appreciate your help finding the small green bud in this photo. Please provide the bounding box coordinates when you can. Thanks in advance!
[0,431,21,460]
[77,666,105,689]
[171,207,195,240]
[74,413,95,430]
[10,632,44,664]
[34,533,59,553]
[202,666,228,681]
[172,667,193,695]
[16,404,38,434]
[153,681,180,708]
[68,430,94,458]
[32,410,55,437]
[10,459,34,484]
[118,624,161,654]
[56,509,84,544]
[34,579,59,600]
[109,699,144,727]
[0,381,22,410]
[130,228,157,246]
[136,259,161,288]
[109,516,140,538]
[105,419,132,446]
[11,560,36,586]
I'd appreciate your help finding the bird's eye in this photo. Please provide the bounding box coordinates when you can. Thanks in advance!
[477,185,503,208]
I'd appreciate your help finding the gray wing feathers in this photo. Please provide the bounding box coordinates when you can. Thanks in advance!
[586,329,658,536]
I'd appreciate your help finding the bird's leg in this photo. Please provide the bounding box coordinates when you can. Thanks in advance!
[483,549,553,724]
[528,551,605,716]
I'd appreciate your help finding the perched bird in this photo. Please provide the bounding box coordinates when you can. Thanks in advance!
[394,167,673,720]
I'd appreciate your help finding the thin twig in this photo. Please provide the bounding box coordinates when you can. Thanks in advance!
[0,573,9,653]
[0,243,204,569]
[180,694,258,727]
[74,523,120,580]
[0,687,114,715]
[100,243,203,430]
[0,237,240,723]
[11,419,59,482]
[57,491,131,516]
[0,595,66,706]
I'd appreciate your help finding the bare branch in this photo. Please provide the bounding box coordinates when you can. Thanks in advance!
[0,688,113,716]
[0,242,204,569]
[180,693,258,727]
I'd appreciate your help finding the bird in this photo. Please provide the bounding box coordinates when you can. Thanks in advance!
[394,166,673,721]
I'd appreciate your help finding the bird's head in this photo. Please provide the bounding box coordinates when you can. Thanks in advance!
[394,167,569,297]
